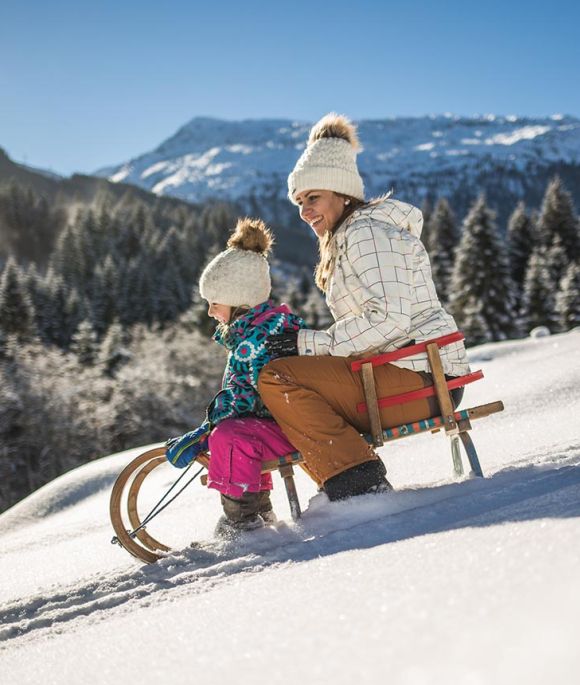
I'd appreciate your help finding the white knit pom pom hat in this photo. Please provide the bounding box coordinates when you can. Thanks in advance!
[287,113,365,205]
[199,218,273,308]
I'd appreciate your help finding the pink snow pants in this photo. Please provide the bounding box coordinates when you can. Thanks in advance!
[206,417,296,499]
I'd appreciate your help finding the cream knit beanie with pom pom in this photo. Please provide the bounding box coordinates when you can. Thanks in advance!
[287,113,365,204]
[199,218,273,308]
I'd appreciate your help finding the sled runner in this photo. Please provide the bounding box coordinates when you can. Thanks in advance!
[110,332,504,564]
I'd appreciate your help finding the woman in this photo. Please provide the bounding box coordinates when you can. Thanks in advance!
[258,113,470,501]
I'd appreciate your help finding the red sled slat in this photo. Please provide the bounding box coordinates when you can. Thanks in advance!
[350,331,465,372]
[356,370,484,414]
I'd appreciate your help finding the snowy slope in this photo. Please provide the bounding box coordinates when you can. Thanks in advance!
[96,115,580,216]
[1,330,580,685]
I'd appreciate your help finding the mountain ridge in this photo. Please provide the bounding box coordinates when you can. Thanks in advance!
[95,114,580,226]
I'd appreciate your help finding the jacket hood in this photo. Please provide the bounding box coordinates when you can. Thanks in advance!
[353,196,424,238]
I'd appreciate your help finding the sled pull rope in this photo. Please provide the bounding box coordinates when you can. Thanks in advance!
[111,461,205,545]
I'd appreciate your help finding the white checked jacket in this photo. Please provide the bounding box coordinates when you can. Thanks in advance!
[297,197,470,376]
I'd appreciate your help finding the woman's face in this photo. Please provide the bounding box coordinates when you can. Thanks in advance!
[296,189,347,238]
[208,302,232,324]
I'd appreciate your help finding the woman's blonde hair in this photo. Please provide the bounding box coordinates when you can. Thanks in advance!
[314,194,366,292]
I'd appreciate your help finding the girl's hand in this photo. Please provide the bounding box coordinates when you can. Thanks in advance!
[165,423,211,468]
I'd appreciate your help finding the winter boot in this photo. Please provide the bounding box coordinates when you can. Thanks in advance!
[258,490,277,525]
[215,492,265,539]
[323,459,392,502]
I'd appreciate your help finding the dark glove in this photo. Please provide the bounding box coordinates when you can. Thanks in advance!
[166,422,211,468]
[266,331,299,359]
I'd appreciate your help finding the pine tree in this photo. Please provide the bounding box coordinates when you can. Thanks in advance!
[520,248,558,333]
[0,257,35,340]
[71,319,98,365]
[98,320,131,376]
[459,299,492,346]
[546,235,568,293]
[507,202,535,299]
[43,269,71,347]
[427,198,459,304]
[153,229,189,324]
[91,255,120,336]
[24,263,51,342]
[64,288,86,344]
[537,177,579,260]
[50,222,87,294]
[118,255,155,327]
[555,261,580,332]
[448,196,519,343]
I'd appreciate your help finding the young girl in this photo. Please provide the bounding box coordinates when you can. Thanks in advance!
[165,217,305,537]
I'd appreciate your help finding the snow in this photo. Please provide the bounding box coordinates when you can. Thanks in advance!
[1,330,580,684]
[485,125,552,146]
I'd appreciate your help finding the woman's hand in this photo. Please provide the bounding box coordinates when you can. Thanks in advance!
[165,423,211,468]
[266,331,299,359]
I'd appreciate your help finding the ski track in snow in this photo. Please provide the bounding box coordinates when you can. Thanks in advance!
[2,447,579,648]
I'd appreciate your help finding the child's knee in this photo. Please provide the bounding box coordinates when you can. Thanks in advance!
[208,419,238,450]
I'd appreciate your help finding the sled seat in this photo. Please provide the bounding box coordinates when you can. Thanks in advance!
[351,331,504,478]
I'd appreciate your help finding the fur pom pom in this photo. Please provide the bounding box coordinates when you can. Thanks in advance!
[308,112,360,150]
[227,217,274,256]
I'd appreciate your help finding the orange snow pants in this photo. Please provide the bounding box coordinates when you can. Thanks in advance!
[258,355,433,485]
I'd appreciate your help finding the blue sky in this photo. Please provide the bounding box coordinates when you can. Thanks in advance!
[1,0,578,176]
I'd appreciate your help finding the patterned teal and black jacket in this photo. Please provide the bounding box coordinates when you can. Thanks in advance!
[203,300,305,429]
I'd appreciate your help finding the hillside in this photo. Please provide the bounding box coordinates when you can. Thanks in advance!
[1,329,579,684]
[0,147,315,267]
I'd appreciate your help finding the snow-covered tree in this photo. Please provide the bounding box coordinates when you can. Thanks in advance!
[520,248,558,333]
[555,261,580,332]
[458,298,493,346]
[24,263,51,342]
[42,269,71,348]
[507,202,535,298]
[536,177,579,260]
[153,229,189,324]
[98,320,131,377]
[50,222,87,293]
[118,255,155,327]
[448,196,519,343]
[71,319,98,365]
[64,288,87,344]
[427,198,459,304]
[546,235,568,293]
[91,255,120,337]
[0,257,35,340]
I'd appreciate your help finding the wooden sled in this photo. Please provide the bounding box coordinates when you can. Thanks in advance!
[110,332,503,564]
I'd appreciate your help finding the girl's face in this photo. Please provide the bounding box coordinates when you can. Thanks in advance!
[295,189,347,238]
[208,302,232,325]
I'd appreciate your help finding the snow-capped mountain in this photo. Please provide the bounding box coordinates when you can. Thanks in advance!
[97,114,580,225]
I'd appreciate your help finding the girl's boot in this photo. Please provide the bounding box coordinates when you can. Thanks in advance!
[215,492,265,538]
[258,489,277,524]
